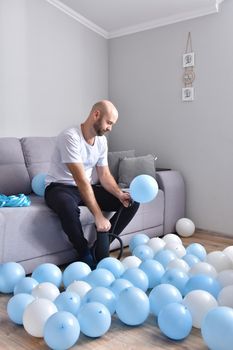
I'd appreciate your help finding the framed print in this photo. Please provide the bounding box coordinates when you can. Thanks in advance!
[183,52,195,67]
[182,87,194,101]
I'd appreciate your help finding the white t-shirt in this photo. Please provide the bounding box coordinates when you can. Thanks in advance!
[45,126,108,186]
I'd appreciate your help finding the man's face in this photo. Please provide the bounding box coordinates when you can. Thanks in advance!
[93,113,117,136]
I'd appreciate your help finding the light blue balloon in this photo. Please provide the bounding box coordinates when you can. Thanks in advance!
[44,311,80,350]
[0,262,25,293]
[14,277,38,295]
[85,268,115,288]
[186,243,207,261]
[110,278,133,297]
[158,302,192,340]
[7,293,35,324]
[32,263,62,287]
[129,233,150,253]
[116,286,150,326]
[184,274,221,298]
[149,284,182,316]
[133,244,154,261]
[182,253,200,267]
[130,174,158,203]
[161,268,189,295]
[201,306,233,350]
[83,286,116,315]
[122,267,149,292]
[139,259,165,289]
[97,257,125,278]
[54,291,81,315]
[154,249,177,268]
[31,173,47,196]
[63,262,91,288]
[77,302,111,337]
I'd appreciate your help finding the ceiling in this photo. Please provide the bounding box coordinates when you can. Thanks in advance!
[47,0,225,38]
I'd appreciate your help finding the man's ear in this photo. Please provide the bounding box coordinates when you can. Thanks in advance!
[93,109,101,120]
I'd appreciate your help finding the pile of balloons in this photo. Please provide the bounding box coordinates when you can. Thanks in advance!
[1,231,233,350]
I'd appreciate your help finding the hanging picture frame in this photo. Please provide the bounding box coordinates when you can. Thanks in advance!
[183,52,195,68]
[182,87,194,101]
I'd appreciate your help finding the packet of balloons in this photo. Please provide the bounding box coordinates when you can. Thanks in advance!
[0,194,31,207]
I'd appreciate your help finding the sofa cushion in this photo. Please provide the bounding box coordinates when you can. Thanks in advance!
[108,150,135,181]
[21,137,56,180]
[0,138,31,195]
[118,154,156,188]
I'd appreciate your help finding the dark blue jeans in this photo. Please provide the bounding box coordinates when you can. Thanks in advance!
[45,183,139,259]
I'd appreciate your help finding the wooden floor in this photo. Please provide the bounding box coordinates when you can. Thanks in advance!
[0,230,232,350]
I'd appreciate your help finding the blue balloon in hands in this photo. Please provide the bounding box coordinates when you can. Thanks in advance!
[130,175,158,203]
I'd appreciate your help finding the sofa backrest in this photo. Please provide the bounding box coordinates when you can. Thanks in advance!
[0,137,31,195]
[21,137,56,180]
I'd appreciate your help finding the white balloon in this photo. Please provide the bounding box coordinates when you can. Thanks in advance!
[206,251,232,272]
[167,258,190,273]
[121,256,141,269]
[217,285,233,308]
[189,262,217,278]
[31,282,60,301]
[165,242,186,258]
[183,290,218,328]
[223,246,233,264]
[66,280,92,299]
[175,218,195,237]
[23,298,57,337]
[147,237,166,254]
[217,269,233,288]
[162,233,183,245]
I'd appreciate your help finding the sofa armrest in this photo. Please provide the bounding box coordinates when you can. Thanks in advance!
[156,170,185,234]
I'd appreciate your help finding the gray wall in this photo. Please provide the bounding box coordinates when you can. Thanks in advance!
[109,0,233,236]
[0,0,108,137]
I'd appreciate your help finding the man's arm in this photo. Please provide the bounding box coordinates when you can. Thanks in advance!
[66,163,111,231]
[96,165,131,207]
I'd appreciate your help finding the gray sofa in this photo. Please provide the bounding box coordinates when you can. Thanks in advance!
[0,137,185,274]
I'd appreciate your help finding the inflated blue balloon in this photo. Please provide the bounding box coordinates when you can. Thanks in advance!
[149,284,182,316]
[7,293,35,325]
[201,306,233,350]
[110,278,133,297]
[44,311,80,350]
[161,268,189,295]
[32,263,62,287]
[129,174,158,203]
[116,286,150,326]
[182,253,200,267]
[77,302,111,337]
[54,291,81,315]
[154,249,177,268]
[97,257,125,278]
[14,277,38,295]
[158,302,192,340]
[0,262,25,293]
[63,262,91,288]
[122,267,149,292]
[184,274,221,298]
[83,286,116,315]
[85,268,115,288]
[129,233,150,253]
[133,244,154,261]
[31,173,47,196]
[139,259,165,289]
[186,243,207,261]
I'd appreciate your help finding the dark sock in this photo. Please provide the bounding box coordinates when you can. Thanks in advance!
[80,248,97,270]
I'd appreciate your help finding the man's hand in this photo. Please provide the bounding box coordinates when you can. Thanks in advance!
[95,214,111,232]
[118,191,132,207]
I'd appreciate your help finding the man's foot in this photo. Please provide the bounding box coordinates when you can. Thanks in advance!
[80,250,97,270]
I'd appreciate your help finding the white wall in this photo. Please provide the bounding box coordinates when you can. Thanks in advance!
[109,0,233,235]
[0,0,108,137]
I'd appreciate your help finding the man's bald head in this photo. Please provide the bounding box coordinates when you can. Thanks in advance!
[91,100,118,120]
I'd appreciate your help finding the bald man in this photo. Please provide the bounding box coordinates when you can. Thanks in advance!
[45,100,139,269]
